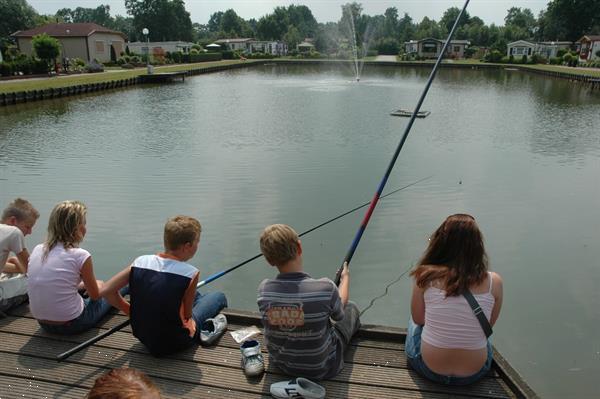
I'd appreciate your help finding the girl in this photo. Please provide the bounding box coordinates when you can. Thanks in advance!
[28,200,124,334]
[407,214,503,385]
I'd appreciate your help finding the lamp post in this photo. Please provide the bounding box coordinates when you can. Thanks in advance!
[142,28,152,74]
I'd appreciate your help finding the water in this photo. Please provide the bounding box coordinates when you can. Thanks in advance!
[1,64,599,397]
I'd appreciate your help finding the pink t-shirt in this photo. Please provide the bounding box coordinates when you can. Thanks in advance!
[28,243,90,321]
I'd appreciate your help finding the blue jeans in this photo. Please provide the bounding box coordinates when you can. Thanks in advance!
[191,290,227,340]
[39,286,129,335]
[405,317,492,386]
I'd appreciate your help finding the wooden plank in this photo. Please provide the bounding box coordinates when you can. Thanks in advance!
[0,374,88,399]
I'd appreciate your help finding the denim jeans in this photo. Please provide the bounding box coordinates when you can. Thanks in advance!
[39,286,129,335]
[191,290,227,341]
[405,317,492,386]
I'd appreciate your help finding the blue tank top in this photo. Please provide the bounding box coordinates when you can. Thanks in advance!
[129,254,198,356]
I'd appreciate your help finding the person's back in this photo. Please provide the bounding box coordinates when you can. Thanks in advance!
[258,272,344,380]
[129,254,198,356]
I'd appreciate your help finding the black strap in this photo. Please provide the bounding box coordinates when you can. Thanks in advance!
[463,290,493,338]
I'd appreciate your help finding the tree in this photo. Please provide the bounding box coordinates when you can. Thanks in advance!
[283,26,302,49]
[32,33,60,70]
[504,7,536,37]
[538,0,600,41]
[415,16,445,39]
[0,0,37,40]
[125,0,193,41]
[383,7,398,38]
[439,6,470,34]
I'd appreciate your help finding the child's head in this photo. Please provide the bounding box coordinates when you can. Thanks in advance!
[163,215,201,256]
[46,200,87,252]
[1,198,39,236]
[260,224,300,266]
[87,368,161,399]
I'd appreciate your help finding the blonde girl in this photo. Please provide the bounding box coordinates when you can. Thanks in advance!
[406,214,503,385]
[28,200,126,334]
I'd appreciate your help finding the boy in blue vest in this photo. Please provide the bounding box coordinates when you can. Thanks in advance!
[102,215,228,356]
[257,224,361,380]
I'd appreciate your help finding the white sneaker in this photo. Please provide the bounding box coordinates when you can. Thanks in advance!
[199,313,227,346]
[240,339,265,377]
[270,378,326,399]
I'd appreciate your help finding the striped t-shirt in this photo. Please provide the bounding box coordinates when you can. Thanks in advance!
[257,272,345,380]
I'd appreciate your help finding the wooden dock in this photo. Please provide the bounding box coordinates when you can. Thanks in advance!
[139,71,187,83]
[0,304,536,398]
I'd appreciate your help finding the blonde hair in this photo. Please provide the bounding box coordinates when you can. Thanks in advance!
[87,368,162,399]
[163,215,201,251]
[1,198,39,223]
[44,200,87,258]
[260,224,299,266]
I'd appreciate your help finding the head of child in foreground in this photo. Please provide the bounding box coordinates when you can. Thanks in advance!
[45,200,87,253]
[87,368,162,399]
[260,224,300,267]
[164,215,201,261]
[1,198,39,236]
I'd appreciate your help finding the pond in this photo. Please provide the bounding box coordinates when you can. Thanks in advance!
[1,64,599,398]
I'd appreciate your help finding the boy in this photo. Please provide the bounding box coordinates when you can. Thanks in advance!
[102,215,228,356]
[0,198,39,313]
[257,224,360,380]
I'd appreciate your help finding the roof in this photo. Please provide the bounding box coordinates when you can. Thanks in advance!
[507,40,535,47]
[215,38,254,44]
[298,42,315,47]
[538,41,572,45]
[576,35,600,42]
[11,23,126,40]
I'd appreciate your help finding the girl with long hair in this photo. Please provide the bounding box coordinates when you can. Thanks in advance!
[407,214,503,385]
[28,200,126,334]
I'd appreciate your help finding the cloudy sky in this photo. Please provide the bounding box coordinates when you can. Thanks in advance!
[27,0,550,25]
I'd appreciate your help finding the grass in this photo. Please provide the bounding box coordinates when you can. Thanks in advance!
[0,60,246,94]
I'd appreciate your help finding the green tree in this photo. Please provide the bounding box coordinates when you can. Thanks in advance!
[283,25,302,49]
[0,0,37,39]
[504,7,536,37]
[32,33,60,70]
[415,16,445,39]
[439,6,470,34]
[383,7,398,38]
[538,0,600,41]
[125,0,193,41]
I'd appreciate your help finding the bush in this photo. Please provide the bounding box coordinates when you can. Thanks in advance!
[557,48,568,58]
[485,50,502,63]
[130,55,141,65]
[509,54,514,63]
[521,54,528,64]
[549,56,561,65]
[190,48,199,55]
[190,52,222,62]
[0,62,13,76]
[366,49,378,57]
[120,63,135,69]
[221,50,234,59]
[85,59,104,73]
[500,56,510,63]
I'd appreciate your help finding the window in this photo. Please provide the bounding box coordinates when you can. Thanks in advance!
[454,46,460,52]
[95,41,104,53]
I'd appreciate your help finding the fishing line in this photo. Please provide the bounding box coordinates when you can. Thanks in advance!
[359,263,413,317]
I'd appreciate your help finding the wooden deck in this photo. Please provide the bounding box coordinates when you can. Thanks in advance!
[0,304,536,398]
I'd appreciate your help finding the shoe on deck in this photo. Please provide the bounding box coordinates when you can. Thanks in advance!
[199,313,227,346]
[270,378,326,399]
[240,339,265,377]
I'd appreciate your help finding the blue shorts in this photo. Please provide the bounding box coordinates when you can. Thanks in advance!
[405,317,492,386]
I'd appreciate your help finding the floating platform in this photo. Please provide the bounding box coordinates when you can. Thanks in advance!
[0,304,536,398]
[139,71,187,83]
[391,109,431,118]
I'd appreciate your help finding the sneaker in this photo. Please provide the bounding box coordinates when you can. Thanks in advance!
[240,339,265,377]
[270,378,326,399]
[199,313,227,346]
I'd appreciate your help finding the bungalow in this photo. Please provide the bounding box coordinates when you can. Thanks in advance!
[248,41,288,56]
[297,41,315,53]
[507,40,535,58]
[215,38,254,52]
[11,23,126,63]
[535,41,572,58]
[126,41,195,56]
[404,38,470,59]
[577,35,600,61]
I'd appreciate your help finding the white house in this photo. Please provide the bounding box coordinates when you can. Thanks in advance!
[577,35,600,61]
[126,41,195,55]
[507,40,535,58]
[248,41,287,56]
[215,38,254,52]
[12,23,126,63]
[403,38,470,59]
[535,41,572,58]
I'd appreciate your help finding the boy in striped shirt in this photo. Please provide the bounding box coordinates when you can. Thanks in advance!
[257,224,360,380]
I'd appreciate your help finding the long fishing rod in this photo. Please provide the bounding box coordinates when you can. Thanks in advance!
[57,175,432,361]
[334,0,470,285]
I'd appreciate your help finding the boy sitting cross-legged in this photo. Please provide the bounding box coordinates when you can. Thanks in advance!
[257,224,360,380]
[102,215,228,356]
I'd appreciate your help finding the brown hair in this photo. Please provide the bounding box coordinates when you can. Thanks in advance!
[1,198,39,223]
[87,368,161,399]
[163,215,201,251]
[260,224,300,266]
[410,214,488,296]
[44,200,87,259]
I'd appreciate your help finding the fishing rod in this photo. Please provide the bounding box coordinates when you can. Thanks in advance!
[57,175,432,361]
[334,0,470,286]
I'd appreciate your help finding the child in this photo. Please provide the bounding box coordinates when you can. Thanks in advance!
[102,215,228,356]
[27,200,121,334]
[257,224,360,380]
[407,214,503,385]
[0,198,39,313]
[87,368,161,399]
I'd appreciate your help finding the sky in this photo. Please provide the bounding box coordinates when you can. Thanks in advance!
[27,0,550,26]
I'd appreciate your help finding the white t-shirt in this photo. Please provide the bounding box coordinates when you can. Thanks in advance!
[28,243,90,321]
[0,224,25,273]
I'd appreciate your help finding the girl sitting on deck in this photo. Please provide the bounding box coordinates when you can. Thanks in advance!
[407,214,503,385]
[27,200,126,334]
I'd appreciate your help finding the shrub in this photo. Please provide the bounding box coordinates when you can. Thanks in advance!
[0,62,13,76]
[121,63,135,69]
[192,44,201,51]
[500,56,510,63]
[549,56,561,65]
[485,50,502,63]
[85,59,104,73]
[32,33,60,67]
[562,53,572,64]
[521,54,528,64]
[509,54,514,63]
[221,50,234,59]
[557,48,567,58]
[366,49,378,57]
[190,48,199,55]
[130,55,141,65]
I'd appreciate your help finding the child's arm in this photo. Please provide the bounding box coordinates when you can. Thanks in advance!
[338,262,350,306]
[80,257,103,300]
[4,248,29,273]
[410,281,426,325]
[182,272,200,320]
[101,266,132,316]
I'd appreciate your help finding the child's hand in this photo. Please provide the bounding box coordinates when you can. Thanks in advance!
[341,262,350,279]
